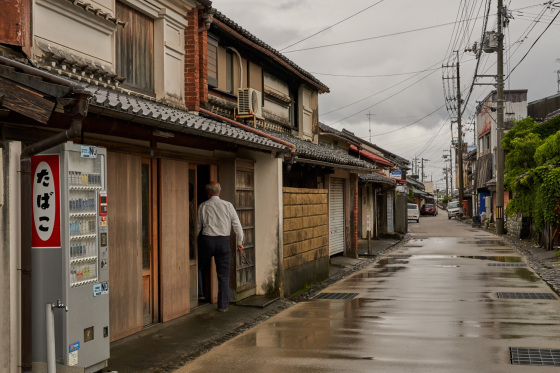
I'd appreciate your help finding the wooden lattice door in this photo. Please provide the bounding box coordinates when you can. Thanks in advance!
[234,160,255,299]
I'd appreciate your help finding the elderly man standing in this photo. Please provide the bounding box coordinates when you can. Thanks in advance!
[197,181,244,312]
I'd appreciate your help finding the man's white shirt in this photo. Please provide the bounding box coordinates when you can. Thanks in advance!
[197,196,243,246]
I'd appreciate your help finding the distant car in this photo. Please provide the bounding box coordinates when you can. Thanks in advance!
[408,203,420,223]
[447,201,463,220]
[420,204,437,216]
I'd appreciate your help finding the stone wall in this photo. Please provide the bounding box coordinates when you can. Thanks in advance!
[507,213,530,239]
[282,187,329,295]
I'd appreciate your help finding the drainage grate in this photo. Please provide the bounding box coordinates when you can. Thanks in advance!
[488,263,526,267]
[485,248,513,251]
[314,293,359,300]
[510,348,560,366]
[497,292,556,300]
[387,255,411,259]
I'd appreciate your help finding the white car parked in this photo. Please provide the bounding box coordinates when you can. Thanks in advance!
[408,203,420,223]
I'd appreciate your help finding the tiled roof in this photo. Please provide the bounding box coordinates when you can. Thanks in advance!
[319,123,409,167]
[79,82,289,151]
[64,0,126,27]
[265,130,373,170]
[359,173,396,186]
[212,10,329,93]
[406,176,425,190]
[349,144,394,167]
[0,57,289,152]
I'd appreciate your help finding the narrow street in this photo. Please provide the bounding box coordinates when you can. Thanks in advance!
[178,212,560,372]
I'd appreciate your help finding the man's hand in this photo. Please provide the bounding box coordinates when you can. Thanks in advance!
[237,244,244,253]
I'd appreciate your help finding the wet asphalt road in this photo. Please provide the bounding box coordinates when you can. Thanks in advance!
[178,211,560,372]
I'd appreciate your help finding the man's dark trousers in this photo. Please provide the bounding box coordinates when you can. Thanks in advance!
[198,235,231,309]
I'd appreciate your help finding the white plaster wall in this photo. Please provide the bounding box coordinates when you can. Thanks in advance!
[154,9,187,105]
[34,0,116,66]
[0,142,21,373]
[263,98,289,121]
[252,153,283,296]
[264,72,289,96]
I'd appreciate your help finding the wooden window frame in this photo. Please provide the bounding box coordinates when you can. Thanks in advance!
[226,50,234,94]
[115,1,155,96]
[208,36,219,88]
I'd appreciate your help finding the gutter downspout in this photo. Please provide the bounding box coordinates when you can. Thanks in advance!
[198,107,295,154]
[20,93,90,372]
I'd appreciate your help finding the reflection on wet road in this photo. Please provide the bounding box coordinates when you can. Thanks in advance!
[179,215,560,372]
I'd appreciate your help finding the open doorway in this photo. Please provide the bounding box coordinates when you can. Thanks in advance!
[189,164,210,306]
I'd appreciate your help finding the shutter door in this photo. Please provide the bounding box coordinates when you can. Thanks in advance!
[387,192,394,233]
[329,178,345,255]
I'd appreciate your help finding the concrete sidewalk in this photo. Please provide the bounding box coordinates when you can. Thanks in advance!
[105,237,404,373]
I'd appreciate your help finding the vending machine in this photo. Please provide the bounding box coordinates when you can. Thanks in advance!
[32,142,109,372]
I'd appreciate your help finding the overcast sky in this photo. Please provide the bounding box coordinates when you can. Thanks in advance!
[210,0,560,191]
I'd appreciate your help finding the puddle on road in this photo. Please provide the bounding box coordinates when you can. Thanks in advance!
[459,256,522,263]
[375,258,409,266]
[499,268,540,282]
[464,240,508,246]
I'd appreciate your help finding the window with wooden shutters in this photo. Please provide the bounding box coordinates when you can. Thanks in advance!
[208,36,218,88]
[115,2,154,95]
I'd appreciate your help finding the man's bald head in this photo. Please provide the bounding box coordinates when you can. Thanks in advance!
[206,181,221,197]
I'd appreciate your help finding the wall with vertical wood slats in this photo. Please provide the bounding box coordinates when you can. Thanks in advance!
[108,151,143,341]
[159,159,190,322]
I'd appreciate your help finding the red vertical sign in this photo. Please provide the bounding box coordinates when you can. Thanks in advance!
[31,154,61,248]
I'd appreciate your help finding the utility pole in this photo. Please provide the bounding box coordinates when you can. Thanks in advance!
[496,0,505,234]
[448,147,453,196]
[456,50,465,208]
[443,166,449,199]
[366,111,375,143]
[421,158,429,182]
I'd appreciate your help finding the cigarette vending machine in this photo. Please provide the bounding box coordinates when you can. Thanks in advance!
[32,142,109,372]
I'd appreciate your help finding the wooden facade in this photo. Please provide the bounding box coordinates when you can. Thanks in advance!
[159,159,190,321]
[108,151,143,341]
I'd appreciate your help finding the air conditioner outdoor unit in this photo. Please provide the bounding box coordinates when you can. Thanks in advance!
[237,88,263,117]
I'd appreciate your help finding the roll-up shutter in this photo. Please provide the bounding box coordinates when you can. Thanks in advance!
[329,178,345,255]
[387,191,394,233]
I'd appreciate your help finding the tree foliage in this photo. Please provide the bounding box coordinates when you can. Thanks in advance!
[504,116,560,231]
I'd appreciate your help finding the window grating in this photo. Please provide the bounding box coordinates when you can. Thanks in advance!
[488,263,526,267]
[510,348,560,366]
[313,293,359,300]
[497,292,556,300]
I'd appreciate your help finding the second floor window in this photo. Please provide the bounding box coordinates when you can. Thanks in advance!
[226,50,234,94]
[116,2,154,95]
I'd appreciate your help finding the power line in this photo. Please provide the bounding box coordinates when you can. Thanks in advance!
[327,68,441,125]
[369,103,447,137]
[321,60,445,116]
[506,5,560,79]
[283,16,486,54]
[279,0,385,51]
[309,67,440,78]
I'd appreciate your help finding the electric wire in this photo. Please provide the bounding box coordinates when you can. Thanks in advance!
[283,16,486,53]
[279,0,385,52]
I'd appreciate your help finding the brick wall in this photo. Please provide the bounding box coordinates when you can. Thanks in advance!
[184,9,200,110]
[283,187,329,271]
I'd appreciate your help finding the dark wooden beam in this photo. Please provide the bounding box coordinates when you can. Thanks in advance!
[0,76,55,123]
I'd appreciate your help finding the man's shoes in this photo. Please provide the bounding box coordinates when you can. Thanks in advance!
[217,308,228,312]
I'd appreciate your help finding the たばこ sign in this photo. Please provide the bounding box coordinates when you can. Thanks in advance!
[31,155,61,248]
